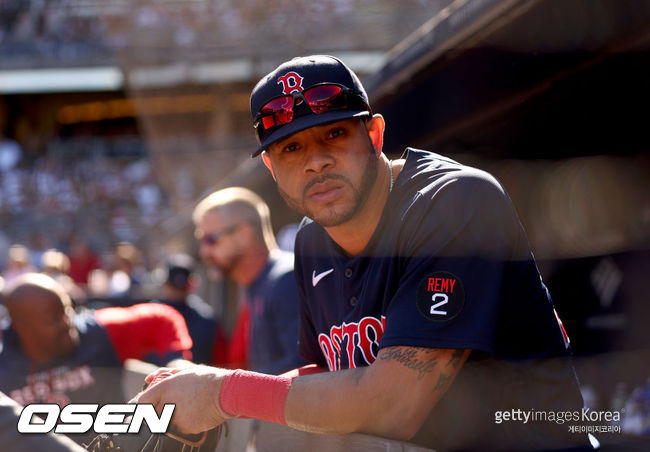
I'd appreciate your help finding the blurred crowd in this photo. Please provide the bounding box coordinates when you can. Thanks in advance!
[1,240,152,306]
[0,0,446,69]
[0,130,178,317]
[0,135,169,266]
[0,0,110,69]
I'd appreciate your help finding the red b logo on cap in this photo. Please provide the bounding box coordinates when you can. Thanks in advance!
[277,72,304,94]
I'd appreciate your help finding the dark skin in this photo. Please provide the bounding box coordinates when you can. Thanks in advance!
[6,285,79,363]
[135,116,470,440]
[6,279,194,370]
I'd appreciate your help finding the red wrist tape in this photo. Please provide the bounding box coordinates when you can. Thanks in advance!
[219,370,293,425]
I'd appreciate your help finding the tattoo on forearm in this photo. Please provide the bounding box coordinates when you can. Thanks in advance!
[434,373,450,391]
[446,349,465,369]
[379,348,438,380]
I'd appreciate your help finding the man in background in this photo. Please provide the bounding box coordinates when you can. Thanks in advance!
[41,247,86,304]
[67,237,99,290]
[155,253,227,365]
[193,187,305,375]
[1,244,35,284]
[0,273,192,405]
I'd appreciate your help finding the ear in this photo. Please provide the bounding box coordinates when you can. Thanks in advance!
[261,151,276,181]
[234,222,257,249]
[366,114,385,157]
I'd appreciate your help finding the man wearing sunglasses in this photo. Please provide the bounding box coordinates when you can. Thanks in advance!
[136,56,590,450]
[192,187,305,375]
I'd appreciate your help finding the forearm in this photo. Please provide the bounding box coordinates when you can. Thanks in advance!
[284,367,371,435]
[284,367,423,438]
[135,347,468,439]
[284,347,470,439]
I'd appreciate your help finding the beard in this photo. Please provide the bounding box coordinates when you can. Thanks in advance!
[277,143,379,227]
[202,253,241,280]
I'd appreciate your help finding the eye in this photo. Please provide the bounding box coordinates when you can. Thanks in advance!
[282,142,300,153]
[327,127,345,140]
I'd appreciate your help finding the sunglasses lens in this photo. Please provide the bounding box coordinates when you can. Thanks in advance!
[303,85,344,113]
[259,96,294,129]
[202,234,217,245]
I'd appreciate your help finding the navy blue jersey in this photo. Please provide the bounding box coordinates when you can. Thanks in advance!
[0,311,123,445]
[295,149,588,450]
[246,250,307,375]
[0,310,122,407]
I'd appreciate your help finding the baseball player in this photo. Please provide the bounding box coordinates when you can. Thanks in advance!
[135,55,591,450]
[0,273,193,444]
[193,187,306,374]
[154,253,227,366]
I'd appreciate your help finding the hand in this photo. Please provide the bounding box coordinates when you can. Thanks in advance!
[131,366,234,434]
[163,358,196,370]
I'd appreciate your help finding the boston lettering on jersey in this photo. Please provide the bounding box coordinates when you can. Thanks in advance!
[9,365,95,407]
[0,312,123,415]
[318,316,386,371]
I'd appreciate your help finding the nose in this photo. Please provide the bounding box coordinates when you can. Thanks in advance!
[304,146,335,174]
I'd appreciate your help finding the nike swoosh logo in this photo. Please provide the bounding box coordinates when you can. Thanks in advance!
[312,268,334,287]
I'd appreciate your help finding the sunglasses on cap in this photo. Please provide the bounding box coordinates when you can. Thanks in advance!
[253,83,371,143]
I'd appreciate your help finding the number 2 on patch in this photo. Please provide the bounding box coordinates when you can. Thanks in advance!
[430,293,448,315]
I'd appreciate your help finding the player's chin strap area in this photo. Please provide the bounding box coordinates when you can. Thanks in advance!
[84,423,225,452]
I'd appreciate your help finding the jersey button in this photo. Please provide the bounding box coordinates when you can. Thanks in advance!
[349,296,358,307]
[344,268,353,278]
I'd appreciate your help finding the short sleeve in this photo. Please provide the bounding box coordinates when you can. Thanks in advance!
[380,169,523,354]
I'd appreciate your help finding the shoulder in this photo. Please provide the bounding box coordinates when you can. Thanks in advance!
[402,148,504,195]
[295,216,322,245]
[294,217,333,263]
[397,148,511,220]
[266,251,298,293]
[268,250,294,275]
[389,149,524,258]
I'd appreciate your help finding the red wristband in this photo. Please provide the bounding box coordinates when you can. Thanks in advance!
[219,370,292,425]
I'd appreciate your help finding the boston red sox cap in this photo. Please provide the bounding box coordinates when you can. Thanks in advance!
[250,55,372,157]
